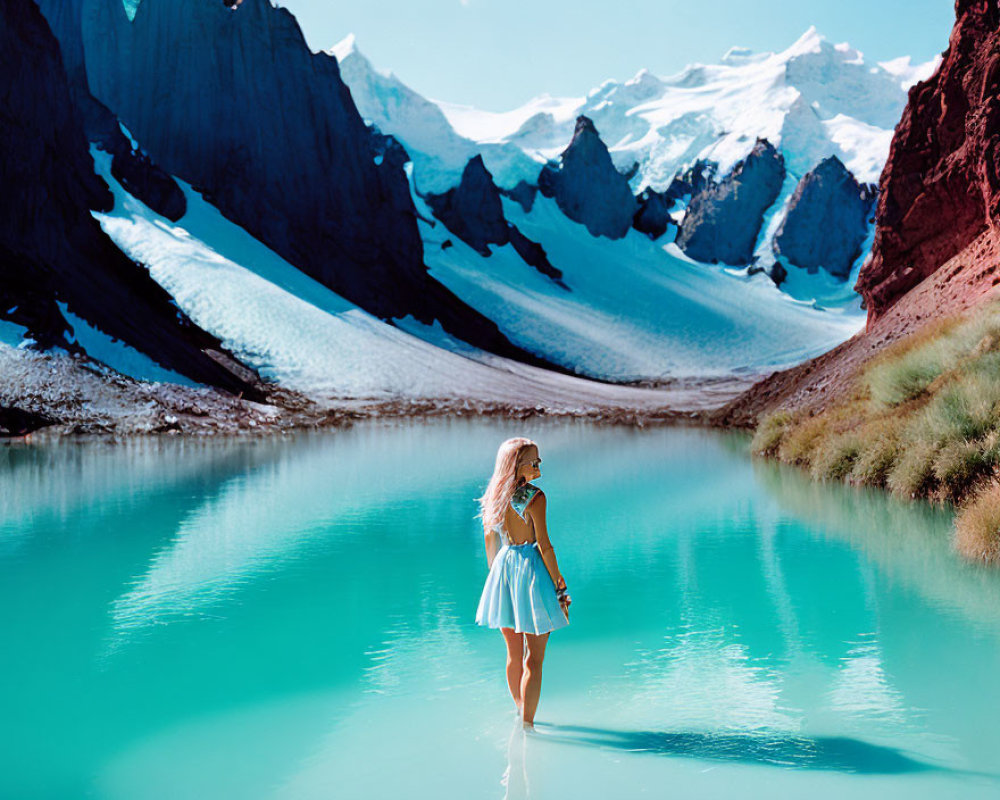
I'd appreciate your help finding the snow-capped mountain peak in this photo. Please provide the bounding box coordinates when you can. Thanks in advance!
[877,53,943,90]
[327,32,358,62]
[781,25,826,58]
[719,44,771,66]
[328,34,481,193]
[426,26,934,188]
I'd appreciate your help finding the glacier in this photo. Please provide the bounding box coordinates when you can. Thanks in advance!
[90,142,865,401]
[89,150,752,412]
[418,191,865,380]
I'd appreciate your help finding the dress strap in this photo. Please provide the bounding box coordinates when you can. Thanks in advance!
[510,484,540,521]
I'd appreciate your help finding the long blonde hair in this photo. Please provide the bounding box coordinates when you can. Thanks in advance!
[477,437,537,531]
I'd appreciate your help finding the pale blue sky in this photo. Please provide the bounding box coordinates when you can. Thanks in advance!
[277,0,954,110]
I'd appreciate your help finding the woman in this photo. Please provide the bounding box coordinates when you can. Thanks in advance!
[475,437,571,728]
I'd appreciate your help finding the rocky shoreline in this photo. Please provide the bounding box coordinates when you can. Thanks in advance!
[1,344,753,442]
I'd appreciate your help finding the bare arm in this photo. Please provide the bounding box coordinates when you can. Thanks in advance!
[528,491,566,592]
[484,526,500,569]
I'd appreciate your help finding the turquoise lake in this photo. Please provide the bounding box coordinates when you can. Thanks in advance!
[2,419,1000,799]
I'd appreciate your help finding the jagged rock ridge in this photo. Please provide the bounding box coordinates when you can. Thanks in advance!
[675,138,785,265]
[538,116,638,240]
[0,0,264,399]
[425,156,563,284]
[774,155,876,278]
[856,0,1000,321]
[76,0,552,368]
[425,156,509,256]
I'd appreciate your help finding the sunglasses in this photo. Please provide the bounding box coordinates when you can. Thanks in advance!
[520,458,542,469]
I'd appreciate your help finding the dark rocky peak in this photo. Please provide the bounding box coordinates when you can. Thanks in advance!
[773,155,876,279]
[666,160,717,201]
[425,155,509,256]
[856,0,1000,322]
[565,115,609,161]
[537,115,638,240]
[632,188,675,240]
[426,156,566,286]
[725,137,783,187]
[501,180,538,214]
[78,0,551,368]
[675,138,785,265]
[1,0,264,398]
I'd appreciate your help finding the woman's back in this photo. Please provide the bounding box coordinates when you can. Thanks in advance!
[497,483,541,545]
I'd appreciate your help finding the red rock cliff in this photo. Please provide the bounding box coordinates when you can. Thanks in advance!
[856,0,1000,322]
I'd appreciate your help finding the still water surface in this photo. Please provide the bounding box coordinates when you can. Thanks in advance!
[2,419,999,799]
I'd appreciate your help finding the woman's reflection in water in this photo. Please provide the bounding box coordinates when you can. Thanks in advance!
[503,717,531,799]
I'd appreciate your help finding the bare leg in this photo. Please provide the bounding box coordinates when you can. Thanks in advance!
[520,632,549,726]
[500,627,525,714]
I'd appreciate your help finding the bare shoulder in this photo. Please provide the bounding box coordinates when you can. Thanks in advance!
[526,485,546,516]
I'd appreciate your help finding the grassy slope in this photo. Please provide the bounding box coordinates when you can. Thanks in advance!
[751,299,1000,565]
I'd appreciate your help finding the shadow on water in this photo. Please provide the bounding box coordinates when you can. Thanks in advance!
[531,724,947,775]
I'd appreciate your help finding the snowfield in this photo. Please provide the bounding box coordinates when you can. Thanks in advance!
[89,147,865,403]
[321,28,941,390]
[89,150,753,414]
[415,190,865,381]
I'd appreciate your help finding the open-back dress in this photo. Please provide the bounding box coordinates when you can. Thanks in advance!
[475,483,569,635]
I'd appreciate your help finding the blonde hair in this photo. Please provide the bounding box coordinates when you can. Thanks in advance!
[477,437,537,531]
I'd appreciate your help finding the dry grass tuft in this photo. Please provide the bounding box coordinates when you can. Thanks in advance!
[886,440,939,499]
[809,433,863,481]
[954,481,1000,565]
[751,410,792,457]
[848,416,904,487]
